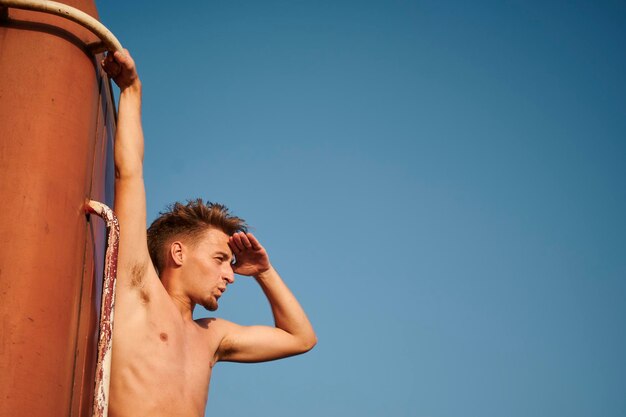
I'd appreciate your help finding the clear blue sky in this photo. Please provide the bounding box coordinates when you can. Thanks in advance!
[99,1,626,416]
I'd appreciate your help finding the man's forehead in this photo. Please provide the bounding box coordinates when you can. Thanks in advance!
[199,228,228,242]
[198,228,232,254]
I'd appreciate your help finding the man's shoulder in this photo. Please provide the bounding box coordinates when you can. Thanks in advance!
[191,317,236,364]
[193,317,242,343]
[194,316,233,330]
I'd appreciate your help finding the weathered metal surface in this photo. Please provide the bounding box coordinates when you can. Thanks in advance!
[0,1,116,416]
[70,63,116,417]
[85,200,119,417]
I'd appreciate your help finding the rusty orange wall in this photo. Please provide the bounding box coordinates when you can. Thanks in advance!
[0,2,116,416]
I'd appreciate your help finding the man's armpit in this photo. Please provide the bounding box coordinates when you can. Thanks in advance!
[129,261,148,287]
[125,260,151,303]
[211,319,240,362]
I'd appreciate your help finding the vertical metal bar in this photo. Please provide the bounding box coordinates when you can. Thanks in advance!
[85,200,119,417]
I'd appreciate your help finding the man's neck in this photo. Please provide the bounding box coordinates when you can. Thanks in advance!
[160,272,195,321]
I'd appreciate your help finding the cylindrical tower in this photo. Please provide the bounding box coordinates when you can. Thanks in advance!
[0,1,116,415]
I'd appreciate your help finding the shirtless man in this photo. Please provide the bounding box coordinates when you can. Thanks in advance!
[101,50,317,417]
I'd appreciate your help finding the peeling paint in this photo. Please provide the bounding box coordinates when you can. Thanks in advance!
[85,200,119,417]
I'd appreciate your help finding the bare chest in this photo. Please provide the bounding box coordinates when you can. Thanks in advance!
[109,309,219,416]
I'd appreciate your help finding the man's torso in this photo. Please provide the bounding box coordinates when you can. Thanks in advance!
[108,270,222,417]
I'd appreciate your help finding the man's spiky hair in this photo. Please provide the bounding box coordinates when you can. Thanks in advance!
[147,198,247,275]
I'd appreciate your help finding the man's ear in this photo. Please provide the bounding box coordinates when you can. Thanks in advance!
[170,241,184,266]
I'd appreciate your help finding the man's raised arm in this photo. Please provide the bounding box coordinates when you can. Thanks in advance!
[101,51,152,282]
[216,232,317,363]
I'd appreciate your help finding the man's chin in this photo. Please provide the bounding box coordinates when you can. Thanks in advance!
[202,300,218,311]
[199,295,220,311]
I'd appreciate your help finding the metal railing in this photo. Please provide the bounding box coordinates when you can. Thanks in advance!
[85,200,120,417]
[0,0,123,52]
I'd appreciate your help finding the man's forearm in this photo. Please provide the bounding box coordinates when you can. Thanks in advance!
[255,267,317,350]
[115,83,144,178]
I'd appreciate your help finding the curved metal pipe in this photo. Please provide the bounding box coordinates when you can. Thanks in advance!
[0,0,122,52]
[85,200,120,417]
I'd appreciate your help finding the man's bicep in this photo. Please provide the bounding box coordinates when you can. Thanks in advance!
[217,321,313,363]
[114,176,151,272]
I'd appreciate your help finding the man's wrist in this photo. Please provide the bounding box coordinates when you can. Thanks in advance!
[255,265,276,282]
[120,79,142,96]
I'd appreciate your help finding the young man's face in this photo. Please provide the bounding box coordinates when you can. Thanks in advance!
[184,228,235,311]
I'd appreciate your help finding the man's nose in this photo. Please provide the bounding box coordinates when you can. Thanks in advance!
[224,266,235,284]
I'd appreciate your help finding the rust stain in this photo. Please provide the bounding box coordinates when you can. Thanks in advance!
[86,200,119,417]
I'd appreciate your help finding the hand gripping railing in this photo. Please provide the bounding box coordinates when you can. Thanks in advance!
[0,0,123,52]
[85,200,120,417]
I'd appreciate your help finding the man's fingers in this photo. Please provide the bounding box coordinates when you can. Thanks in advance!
[227,241,239,257]
[104,51,117,66]
[246,233,262,250]
[105,63,121,77]
[114,49,136,71]
[113,50,127,65]
[231,233,245,251]
[101,50,135,79]
[101,53,121,76]
[240,233,253,249]
[113,51,126,67]
[230,232,264,254]
[228,237,239,253]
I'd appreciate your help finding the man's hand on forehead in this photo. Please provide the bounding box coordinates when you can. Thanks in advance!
[228,232,271,277]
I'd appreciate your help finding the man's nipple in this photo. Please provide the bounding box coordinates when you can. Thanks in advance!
[159,332,168,342]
